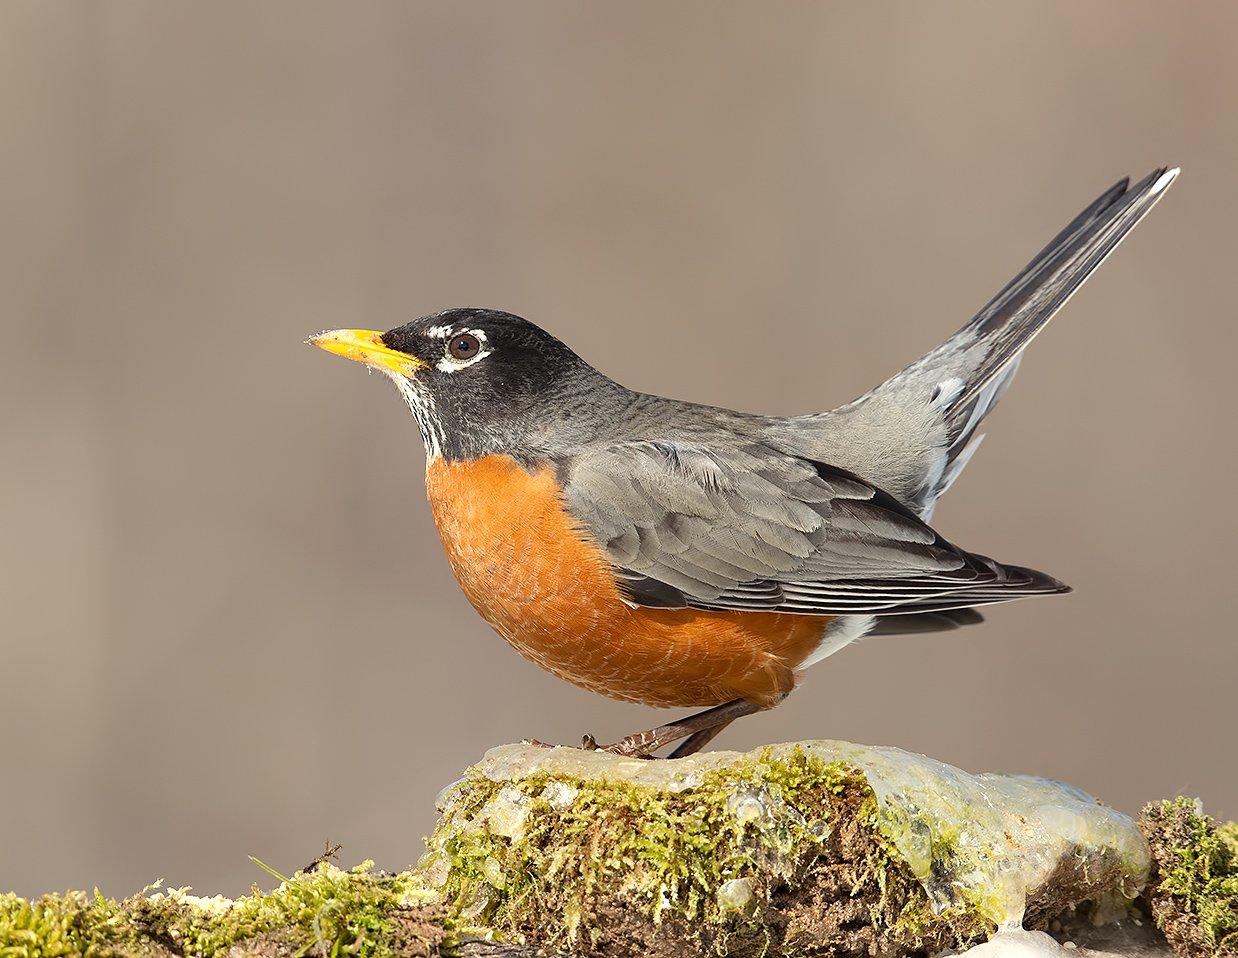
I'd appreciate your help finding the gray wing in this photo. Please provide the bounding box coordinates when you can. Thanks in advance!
[560,440,1067,616]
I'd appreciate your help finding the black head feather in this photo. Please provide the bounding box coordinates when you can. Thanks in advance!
[378,308,622,462]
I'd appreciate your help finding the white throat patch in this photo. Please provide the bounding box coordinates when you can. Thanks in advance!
[384,370,444,462]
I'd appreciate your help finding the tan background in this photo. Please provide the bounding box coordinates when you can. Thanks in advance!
[2,1,1235,898]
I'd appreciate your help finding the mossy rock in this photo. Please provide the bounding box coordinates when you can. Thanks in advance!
[420,740,1151,956]
[5,741,1221,958]
[1141,798,1238,957]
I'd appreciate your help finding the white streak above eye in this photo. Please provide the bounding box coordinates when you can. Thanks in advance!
[425,325,454,339]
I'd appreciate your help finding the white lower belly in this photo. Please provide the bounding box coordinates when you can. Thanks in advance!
[795,614,876,671]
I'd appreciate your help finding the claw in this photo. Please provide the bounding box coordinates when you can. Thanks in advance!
[601,734,661,759]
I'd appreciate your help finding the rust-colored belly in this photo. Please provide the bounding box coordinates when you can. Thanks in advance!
[425,455,830,708]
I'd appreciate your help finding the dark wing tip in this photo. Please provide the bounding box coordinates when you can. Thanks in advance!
[998,561,1072,595]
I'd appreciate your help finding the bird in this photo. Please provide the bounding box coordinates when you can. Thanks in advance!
[311,167,1177,758]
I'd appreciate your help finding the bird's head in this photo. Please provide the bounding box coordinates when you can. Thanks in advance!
[310,308,609,461]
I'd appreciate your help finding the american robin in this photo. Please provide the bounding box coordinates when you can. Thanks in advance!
[311,168,1177,758]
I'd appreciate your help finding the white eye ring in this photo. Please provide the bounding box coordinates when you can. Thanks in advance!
[436,328,491,372]
[447,332,482,360]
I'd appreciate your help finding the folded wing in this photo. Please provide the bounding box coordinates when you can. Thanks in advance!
[561,440,1067,616]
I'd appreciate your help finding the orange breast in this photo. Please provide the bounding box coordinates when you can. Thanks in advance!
[425,455,831,708]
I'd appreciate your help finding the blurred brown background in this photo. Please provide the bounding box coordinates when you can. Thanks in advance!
[2,1,1235,898]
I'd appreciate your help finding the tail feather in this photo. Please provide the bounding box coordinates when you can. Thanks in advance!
[822,167,1178,516]
[867,607,985,636]
[936,167,1178,444]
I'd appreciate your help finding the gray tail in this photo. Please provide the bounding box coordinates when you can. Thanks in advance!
[933,167,1178,451]
[859,167,1178,510]
[867,607,985,636]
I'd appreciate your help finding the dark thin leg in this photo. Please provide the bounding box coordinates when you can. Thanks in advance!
[593,698,763,758]
[667,718,735,758]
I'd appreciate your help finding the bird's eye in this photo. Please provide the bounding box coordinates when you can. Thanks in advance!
[448,333,481,361]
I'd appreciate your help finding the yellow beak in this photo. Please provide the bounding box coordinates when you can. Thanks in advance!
[308,329,427,377]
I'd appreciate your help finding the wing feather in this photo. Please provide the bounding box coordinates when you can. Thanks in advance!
[561,440,1067,616]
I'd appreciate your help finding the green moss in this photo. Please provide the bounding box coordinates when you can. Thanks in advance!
[1,744,1156,958]
[421,747,978,952]
[0,750,948,957]
[0,890,141,958]
[426,749,844,924]
[1142,797,1238,956]
[0,864,446,958]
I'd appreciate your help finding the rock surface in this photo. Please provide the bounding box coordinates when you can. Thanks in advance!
[420,740,1153,956]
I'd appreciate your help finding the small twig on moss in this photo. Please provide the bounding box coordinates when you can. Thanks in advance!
[303,842,343,875]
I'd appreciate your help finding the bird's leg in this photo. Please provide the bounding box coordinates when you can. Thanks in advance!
[667,719,735,758]
[597,698,763,759]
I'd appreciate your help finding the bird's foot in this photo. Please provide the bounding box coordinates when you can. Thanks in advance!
[522,734,658,757]
[589,730,664,759]
[561,699,765,759]
[590,698,766,759]
[581,732,659,757]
